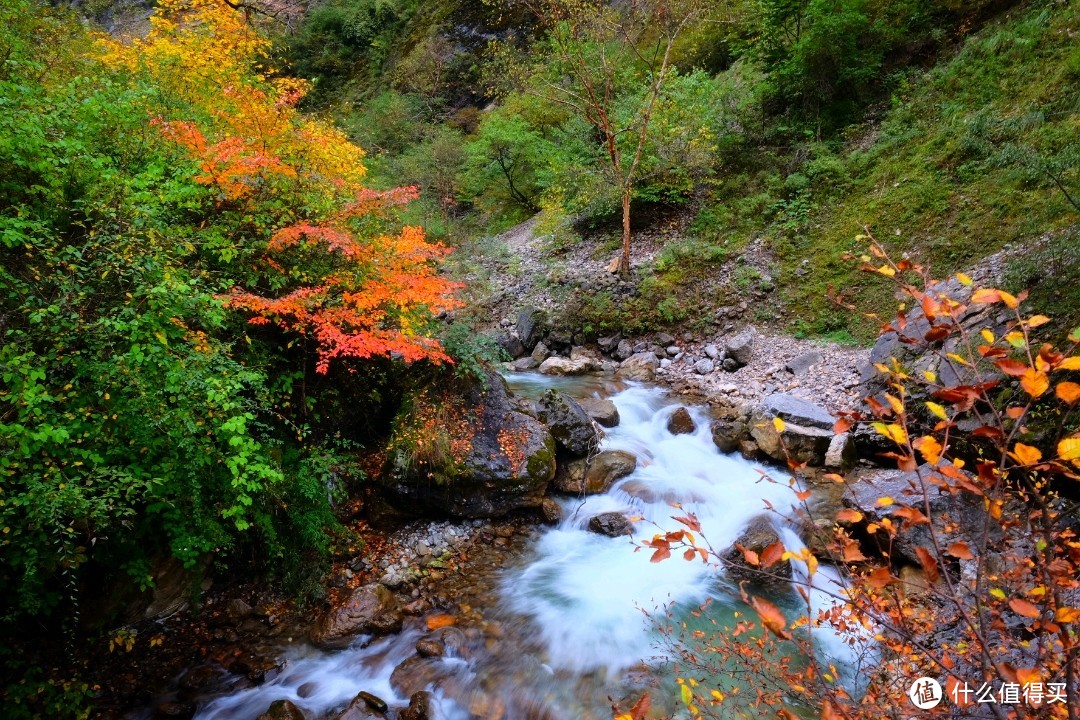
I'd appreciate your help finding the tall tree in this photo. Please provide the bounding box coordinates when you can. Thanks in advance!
[515,0,706,277]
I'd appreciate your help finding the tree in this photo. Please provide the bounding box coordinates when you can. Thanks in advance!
[512,0,707,277]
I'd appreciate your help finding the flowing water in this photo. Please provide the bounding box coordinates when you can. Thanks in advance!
[186,375,870,720]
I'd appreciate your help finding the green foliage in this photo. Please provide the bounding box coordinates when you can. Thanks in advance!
[440,319,508,384]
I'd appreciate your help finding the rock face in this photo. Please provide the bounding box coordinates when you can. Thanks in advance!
[382,371,555,518]
[616,352,659,381]
[311,583,402,649]
[588,512,632,537]
[258,700,308,720]
[721,515,791,591]
[749,394,838,466]
[537,390,600,457]
[667,407,696,435]
[516,307,548,351]
[578,397,619,427]
[555,450,637,494]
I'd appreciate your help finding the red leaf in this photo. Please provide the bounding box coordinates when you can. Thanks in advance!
[915,546,940,583]
[1009,598,1041,618]
[750,595,791,640]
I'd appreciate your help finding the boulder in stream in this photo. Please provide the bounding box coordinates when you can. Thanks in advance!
[721,515,792,591]
[578,397,619,427]
[537,389,600,457]
[667,407,696,435]
[588,512,633,537]
[400,691,435,720]
[381,370,556,518]
[615,352,659,381]
[749,394,836,466]
[311,583,402,649]
[554,450,637,494]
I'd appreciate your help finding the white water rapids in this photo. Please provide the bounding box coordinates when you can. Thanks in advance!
[183,375,871,720]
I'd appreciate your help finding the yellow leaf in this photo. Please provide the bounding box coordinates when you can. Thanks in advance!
[971,288,1001,304]
[1005,331,1026,348]
[885,393,904,414]
[1056,381,1080,404]
[872,422,907,446]
[915,435,943,464]
[1028,315,1051,328]
[926,402,947,420]
[772,416,786,433]
[875,496,895,507]
[990,588,1007,600]
[1055,607,1080,623]
[1010,443,1042,466]
[1020,369,1049,398]
[1058,437,1080,462]
[980,328,994,343]
[957,272,972,287]
[877,265,896,277]
[1058,357,1080,371]
[923,370,937,383]
[1000,290,1019,309]
[946,352,970,366]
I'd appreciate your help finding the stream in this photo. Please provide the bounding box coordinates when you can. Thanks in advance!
[183,374,871,720]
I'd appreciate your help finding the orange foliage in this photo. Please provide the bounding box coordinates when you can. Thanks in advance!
[101,0,461,372]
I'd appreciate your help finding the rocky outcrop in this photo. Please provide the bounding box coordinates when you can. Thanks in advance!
[588,512,632,537]
[667,407,696,434]
[382,370,555,518]
[578,397,619,427]
[749,394,843,466]
[311,583,402,649]
[616,352,659,381]
[537,390,600,457]
[721,515,791,591]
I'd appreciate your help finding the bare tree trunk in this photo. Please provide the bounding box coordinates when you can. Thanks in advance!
[619,186,632,279]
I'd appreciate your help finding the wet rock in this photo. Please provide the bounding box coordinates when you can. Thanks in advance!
[382,370,555,518]
[416,638,446,658]
[390,656,445,698]
[693,358,715,375]
[738,439,759,460]
[516,307,547,351]
[721,515,792,591]
[583,450,637,493]
[537,389,600,457]
[667,407,696,435]
[224,598,253,622]
[540,497,563,524]
[785,351,823,377]
[334,693,386,720]
[578,397,619,427]
[257,700,307,720]
[400,691,435,720]
[402,598,431,616]
[552,457,586,493]
[178,665,222,697]
[356,691,389,713]
[711,418,749,453]
[724,332,754,367]
[311,583,402,649]
[588,512,632,537]
[616,352,659,382]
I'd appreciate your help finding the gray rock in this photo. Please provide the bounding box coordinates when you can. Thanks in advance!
[693,358,715,375]
[722,358,738,372]
[660,359,672,369]
[703,344,722,360]
[510,357,539,372]
[578,398,619,427]
[531,341,551,363]
[724,332,754,367]
[760,394,834,429]
[616,352,659,382]
[311,584,402,649]
[516,308,547,351]
[613,339,633,361]
[825,433,856,471]
[656,332,676,346]
[785,351,823,377]
[570,346,602,366]
[666,345,681,356]
[667,407,696,435]
[711,419,749,453]
[496,333,525,359]
[588,512,632,537]
[546,328,573,349]
[537,390,601,457]
[597,333,622,354]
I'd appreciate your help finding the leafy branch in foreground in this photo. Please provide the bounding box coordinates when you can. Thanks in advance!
[631,236,1080,719]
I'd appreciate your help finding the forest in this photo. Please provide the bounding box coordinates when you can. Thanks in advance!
[1,0,1078,718]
